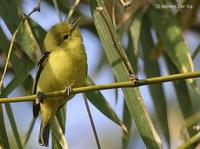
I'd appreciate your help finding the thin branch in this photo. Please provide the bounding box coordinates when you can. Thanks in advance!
[53,0,63,22]
[0,1,41,93]
[96,6,134,75]
[0,71,200,103]
[112,0,117,30]
[83,95,101,149]
[119,0,132,8]
[177,131,200,149]
[26,0,41,17]
[66,0,81,23]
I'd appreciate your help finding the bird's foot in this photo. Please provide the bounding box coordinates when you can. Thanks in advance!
[36,91,46,104]
[129,74,138,85]
[64,83,74,96]
[33,91,46,117]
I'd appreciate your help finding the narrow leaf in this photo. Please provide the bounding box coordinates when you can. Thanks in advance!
[127,11,142,72]
[85,77,127,132]
[52,105,67,149]
[122,100,132,149]
[89,1,162,148]
[192,43,200,60]
[0,62,34,149]
[141,15,170,146]
[148,7,198,92]
[23,118,36,146]
[0,104,10,149]
[52,117,68,149]
[4,104,23,149]
[164,54,194,137]
[177,131,200,149]
[0,0,42,62]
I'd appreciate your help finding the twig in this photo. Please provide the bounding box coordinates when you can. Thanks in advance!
[96,6,134,75]
[119,0,132,8]
[177,132,200,149]
[0,71,200,103]
[53,0,63,22]
[66,0,81,23]
[83,95,101,149]
[0,1,41,94]
[26,0,41,17]
[112,0,117,29]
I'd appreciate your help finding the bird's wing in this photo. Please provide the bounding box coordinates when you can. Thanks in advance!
[32,52,50,118]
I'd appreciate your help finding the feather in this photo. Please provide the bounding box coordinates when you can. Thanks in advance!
[32,52,50,118]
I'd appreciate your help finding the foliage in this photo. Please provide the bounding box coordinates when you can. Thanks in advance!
[0,0,200,148]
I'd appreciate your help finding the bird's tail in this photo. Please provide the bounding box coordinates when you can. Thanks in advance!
[39,123,50,147]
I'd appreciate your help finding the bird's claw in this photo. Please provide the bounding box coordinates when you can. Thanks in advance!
[64,83,74,96]
[36,91,46,104]
[129,74,138,85]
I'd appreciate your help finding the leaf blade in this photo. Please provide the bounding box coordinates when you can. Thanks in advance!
[0,104,10,149]
[89,1,162,148]
[141,15,170,146]
[85,77,126,131]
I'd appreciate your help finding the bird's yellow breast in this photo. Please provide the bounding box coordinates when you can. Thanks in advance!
[37,47,87,93]
[37,46,87,124]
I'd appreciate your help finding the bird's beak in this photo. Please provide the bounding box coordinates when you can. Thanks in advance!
[71,17,81,31]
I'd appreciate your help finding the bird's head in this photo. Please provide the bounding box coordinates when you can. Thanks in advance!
[43,18,82,52]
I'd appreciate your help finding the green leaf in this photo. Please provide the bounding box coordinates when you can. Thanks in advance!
[52,105,67,149]
[127,11,142,72]
[51,117,68,149]
[141,15,170,146]
[0,104,10,149]
[180,111,200,137]
[23,118,36,146]
[1,63,34,97]
[164,54,195,137]
[121,12,143,147]
[85,77,127,131]
[0,0,42,62]
[89,1,162,148]
[0,27,9,51]
[122,100,132,149]
[0,26,35,147]
[0,25,35,94]
[192,43,200,60]
[148,7,199,136]
[177,131,200,149]
[55,105,66,133]
[0,62,34,149]
[148,7,198,93]
[4,104,23,149]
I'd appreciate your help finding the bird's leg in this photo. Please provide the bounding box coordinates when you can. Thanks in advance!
[64,82,74,96]
[36,91,46,104]
[129,73,138,85]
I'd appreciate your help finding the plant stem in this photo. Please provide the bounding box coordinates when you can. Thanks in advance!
[0,0,41,93]
[66,0,80,23]
[96,7,134,75]
[177,131,200,149]
[53,0,63,22]
[83,95,101,149]
[0,71,200,103]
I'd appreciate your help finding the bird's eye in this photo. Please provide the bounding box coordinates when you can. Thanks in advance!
[63,33,69,40]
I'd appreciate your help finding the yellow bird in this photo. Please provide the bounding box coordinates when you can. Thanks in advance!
[32,18,87,147]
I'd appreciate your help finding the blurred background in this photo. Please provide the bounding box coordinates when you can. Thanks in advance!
[0,0,200,149]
